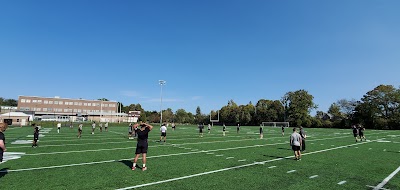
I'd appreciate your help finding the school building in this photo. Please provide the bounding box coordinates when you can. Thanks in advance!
[16,96,139,123]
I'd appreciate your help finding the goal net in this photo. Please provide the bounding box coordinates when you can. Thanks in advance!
[261,122,290,128]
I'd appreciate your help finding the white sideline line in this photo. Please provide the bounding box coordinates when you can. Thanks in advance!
[215,155,224,157]
[373,166,400,190]
[206,153,214,155]
[287,170,296,173]
[226,157,234,159]
[309,175,318,179]
[238,159,247,162]
[115,141,372,190]
[366,185,390,190]
[268,166,276,169]
[338,181,347,185]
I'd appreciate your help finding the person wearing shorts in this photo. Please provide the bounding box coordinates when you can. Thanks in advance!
[198,123,204,137]
[0,123,8,162]
[160,124,167,143]
[128,123,134,139]
[172,123,176,131]
[237,123,240,134]
[57,122,61,134]
[132,122,153,171]
[358,124,366,141]
[91,122,96,135]
[282,126,285,136]
[32,126,39,148]
[208,124,211,133]
[99,123,103,132]
[290,128,302,161]
[352,125,359,142]
[223,124,226,136]
[104,122,108,132]
[78,123,83,138]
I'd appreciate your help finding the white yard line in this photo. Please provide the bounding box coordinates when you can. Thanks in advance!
[115,141,371,190]
[268,166,276,169]
[309,175,318,179]
[287,170,296,173]
[238,159,247,162]
[7,141,132,149]
[373,166,400,190]
[366,185,390,190]
[338,181,347,185]
[226,157,234,159]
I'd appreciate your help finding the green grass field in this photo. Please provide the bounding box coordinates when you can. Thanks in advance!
[1,124,399,190]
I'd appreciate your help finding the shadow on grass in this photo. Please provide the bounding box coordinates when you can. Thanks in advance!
[119,160,132,169]
[277,147,291,150]
[386,151,400,153]
[0,168,9,179]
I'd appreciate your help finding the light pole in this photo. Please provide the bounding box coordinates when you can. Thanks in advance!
[159,80,166,126]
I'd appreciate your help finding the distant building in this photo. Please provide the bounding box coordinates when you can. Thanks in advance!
[0,112,30,126]
[17,96,124,122]
[0,106,18,114]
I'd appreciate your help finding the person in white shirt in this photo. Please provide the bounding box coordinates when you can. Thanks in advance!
[208,124,211,133]
[91,122,96,135]
[159,124,167,143]
[290,128,302,161]
[78,123,83,138]
[57,122,61,133]
[104,122,108,132]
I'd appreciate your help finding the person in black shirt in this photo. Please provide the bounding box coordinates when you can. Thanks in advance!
[32,126,39,148]
[237,123,240,134]
[358,124,366,141]
[198,123,204,137]
[352,125,359,142]
[0,123,8,162]
[132,122,153,171]
[282,126,285,136]
[299,126,306,151]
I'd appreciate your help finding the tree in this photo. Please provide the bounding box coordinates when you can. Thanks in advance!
[195,106,205,124]
[282,90,317,127]
[0,98,17,106]
[98,98,109,101]
[355,85,400,129]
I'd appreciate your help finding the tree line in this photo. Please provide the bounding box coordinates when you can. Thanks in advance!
[1,84,399,129]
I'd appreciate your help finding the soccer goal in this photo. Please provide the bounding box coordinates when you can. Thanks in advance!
[261,122,290,128]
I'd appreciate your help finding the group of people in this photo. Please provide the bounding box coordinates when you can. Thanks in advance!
[352,124,366,142]
[290,127,307,161]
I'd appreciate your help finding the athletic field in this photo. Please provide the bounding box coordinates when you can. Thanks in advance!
[1,124,399,190]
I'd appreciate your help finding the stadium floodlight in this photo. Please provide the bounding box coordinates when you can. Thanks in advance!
[159,80,166,126]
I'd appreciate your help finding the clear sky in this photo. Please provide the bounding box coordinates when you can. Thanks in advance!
[1,0,399,114]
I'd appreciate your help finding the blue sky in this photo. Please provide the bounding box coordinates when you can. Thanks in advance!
[1,0,399,115]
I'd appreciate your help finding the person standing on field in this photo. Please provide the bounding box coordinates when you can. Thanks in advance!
[32,126,39,148]
[236,123,240,134]
[78,123,83,138]
[132,122,153,171]
[299,126,306,151]
[57,122,61,133]
[104,122,108,132]
[260,125,264,139]
[0,123,8,162]
[91,121,96,135]
[159,123,167,143]
[290,127,302,161]
[99,123,103,132]
[223,124,226,136]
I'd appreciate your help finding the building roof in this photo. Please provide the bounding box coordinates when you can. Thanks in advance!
[0,112,30,117]
[18,95,118,103]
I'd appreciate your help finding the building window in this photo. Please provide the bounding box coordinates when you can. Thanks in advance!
[104,104,108,107]
[38,100,42,103]
[88,103,91,106]
[21,99,26,103]
[59,101,63,105]
[33,100,37,103]
[64,109,68,112]
[49,101,53,104]
[43,108,48,112]
[96,103,100,106]
[84,103,87,106]
[37,108,41,111]
[79,102,82,106]
[17,119,20,122]
[26,99,31,103]
[48,108,52,112]
[54,101,59,105]
[74,102,78,105]
[73,109,78,112]
[69,102,73,105]
[44,100,48,104]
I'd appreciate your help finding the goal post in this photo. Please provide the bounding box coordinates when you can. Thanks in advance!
[261,122,290,128]
[210,110,219,127]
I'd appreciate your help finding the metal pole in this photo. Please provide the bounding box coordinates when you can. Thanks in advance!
[159,80,166,126]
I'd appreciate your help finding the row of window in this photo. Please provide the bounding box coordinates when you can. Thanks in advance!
[19,107,116,113]
[20,99,116,107]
